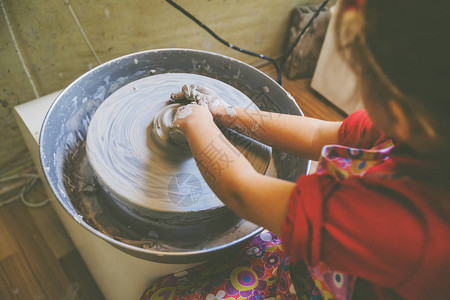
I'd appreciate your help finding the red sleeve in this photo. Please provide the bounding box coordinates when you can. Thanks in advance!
[338,109,386,148]
[281,173,426,289]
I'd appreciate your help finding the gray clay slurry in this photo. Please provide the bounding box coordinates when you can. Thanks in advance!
[86,73,271,217]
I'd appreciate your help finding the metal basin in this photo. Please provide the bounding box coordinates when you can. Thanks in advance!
[39,49,310,263]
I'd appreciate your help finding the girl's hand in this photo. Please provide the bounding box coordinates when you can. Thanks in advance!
[171,84,236,120]
[171,103,214,134]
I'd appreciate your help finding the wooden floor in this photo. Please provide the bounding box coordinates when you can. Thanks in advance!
[0,66,345,300]
[0,181,104,300]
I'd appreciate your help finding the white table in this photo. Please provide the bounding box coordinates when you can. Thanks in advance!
[14,92,195,300]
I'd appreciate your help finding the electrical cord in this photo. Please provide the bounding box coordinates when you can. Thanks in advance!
[165,0,283,84]
[0,1,328,209]
[165,0,329,86]
[65,0,102,65]
[0,174,50,208]
[0,0,40,98]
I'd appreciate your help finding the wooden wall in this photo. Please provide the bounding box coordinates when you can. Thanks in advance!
[0,0,325,173]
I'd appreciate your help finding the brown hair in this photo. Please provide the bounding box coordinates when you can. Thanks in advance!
[334,0,450,138]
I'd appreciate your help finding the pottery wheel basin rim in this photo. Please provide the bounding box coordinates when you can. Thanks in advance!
[39,48,310,263]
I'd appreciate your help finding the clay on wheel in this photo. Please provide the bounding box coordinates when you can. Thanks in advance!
[86,73,271,221]
[150,103,188,149]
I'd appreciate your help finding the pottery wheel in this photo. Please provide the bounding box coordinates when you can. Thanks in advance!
[86,73,271,240]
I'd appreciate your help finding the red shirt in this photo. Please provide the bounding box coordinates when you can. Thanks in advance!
[282,110,450,299]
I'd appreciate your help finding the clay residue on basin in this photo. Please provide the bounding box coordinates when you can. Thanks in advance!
[68,73,273,248]
[40,50,309,262]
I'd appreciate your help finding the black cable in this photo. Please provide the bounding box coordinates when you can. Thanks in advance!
[165,0,329,86]
[165,0,282,84]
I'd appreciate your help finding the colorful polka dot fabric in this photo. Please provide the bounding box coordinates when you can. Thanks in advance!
[141,231,305,300]
[316,140,394,179]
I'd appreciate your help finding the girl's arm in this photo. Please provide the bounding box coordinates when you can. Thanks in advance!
[173,104,295,236]
[216,108,341,161]
[173,85,342,161]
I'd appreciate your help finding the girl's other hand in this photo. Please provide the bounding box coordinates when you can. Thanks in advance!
[171,84,236,119]
[171,103,214,134]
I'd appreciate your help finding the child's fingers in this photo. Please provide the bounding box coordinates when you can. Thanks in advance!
[181,84,199,102]
[196,86,219,97]
[171,103,213,131]
[196,95,211,107]
[170,91,186,102]
[171,105,190,130]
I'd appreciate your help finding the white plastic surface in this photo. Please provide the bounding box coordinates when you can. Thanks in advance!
[311,6,363,114]
[14,93,196,300]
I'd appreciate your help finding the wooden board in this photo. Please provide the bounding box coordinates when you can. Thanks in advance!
[0,190,104,299]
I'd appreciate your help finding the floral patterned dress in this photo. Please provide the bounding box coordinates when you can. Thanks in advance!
[141,231,312,300]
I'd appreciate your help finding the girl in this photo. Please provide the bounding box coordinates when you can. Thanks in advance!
[142,0,449,299]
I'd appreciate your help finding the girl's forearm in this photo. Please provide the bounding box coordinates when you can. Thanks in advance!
[183,119,255,210]
[183,118,294,235]
[216,108,342,160]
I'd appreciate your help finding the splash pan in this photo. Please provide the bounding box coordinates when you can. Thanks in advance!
[39,49,310,263]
